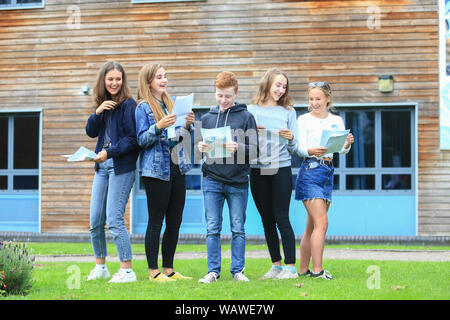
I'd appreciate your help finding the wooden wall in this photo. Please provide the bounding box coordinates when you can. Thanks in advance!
[0,0,447,235]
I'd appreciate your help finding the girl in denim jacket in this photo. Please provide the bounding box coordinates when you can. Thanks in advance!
[135,64,195,282]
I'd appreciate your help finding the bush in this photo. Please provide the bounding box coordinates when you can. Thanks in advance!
[0,241,35,296]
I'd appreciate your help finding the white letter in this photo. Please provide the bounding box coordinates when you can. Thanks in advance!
[66,265,80,290]
[366,265,381,289]
[67,5,81,30]
[367,6,381,30]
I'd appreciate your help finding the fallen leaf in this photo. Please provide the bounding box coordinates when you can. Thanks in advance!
[295,283,304,288]
[300,292,308,297]
[391,285,407,291]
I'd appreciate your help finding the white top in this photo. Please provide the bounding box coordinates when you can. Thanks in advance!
[296,112,351,159]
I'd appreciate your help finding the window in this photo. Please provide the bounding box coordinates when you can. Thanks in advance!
[291,105,415,194]
[0,0,44,9]
[0,113,40,193]
[134,105,415,195]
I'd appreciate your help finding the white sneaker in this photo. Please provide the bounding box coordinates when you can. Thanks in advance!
[198,272,219,284]
[274,269,299,280]
[108,269,137,283]
[259,266,281,280]
[86,265,110,281]
[233,268,250,282]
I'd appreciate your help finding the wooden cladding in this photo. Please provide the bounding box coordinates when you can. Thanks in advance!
[0,0,447,235]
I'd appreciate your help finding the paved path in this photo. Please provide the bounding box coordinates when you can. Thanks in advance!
[35,248,450,263]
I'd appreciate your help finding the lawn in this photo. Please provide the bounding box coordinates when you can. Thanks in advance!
[2,242,449,301]
[25,242,450,256]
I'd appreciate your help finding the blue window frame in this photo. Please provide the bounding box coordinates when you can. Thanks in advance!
[0,112,40,232]
[0,113,40,193]
[132,103,416,235]
[177,104,416,195]
[0,0,44,10]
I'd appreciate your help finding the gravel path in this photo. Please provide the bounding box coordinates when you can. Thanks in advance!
[34,248,450,263]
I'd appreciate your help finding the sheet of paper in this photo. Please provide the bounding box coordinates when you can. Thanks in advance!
[259,129,288,145]
[201,126,233,158]
[254,113,286,130]
[167,93,194,138]
[320,129,350,154]
[62,146,97,162]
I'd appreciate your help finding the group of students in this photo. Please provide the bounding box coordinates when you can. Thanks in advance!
[84,61,354,284]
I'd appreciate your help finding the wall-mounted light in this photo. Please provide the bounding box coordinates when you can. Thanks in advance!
[81,86,90,95]
[378,75,394,93]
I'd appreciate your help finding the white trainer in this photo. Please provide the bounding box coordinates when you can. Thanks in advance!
[233,268,250,282]
[198,272,219,284]
[108,269,137,283]
[86,265,111,281]
[274,269,299,280]
[259,266,281,280]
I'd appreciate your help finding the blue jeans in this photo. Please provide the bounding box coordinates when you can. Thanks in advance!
[202,176,248,277]
[89,158,135,262]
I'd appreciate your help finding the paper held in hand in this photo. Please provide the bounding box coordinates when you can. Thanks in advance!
[62,146,97,162]
[167,93,194,139]
[201,126,233,159]
[319,129,350,154]
[254,113,288,144]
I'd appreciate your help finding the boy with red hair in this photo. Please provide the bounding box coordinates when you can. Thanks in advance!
[197,71,258,283]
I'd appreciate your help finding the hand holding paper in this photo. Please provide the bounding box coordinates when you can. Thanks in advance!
[167,93,194,138]
[319,129,350,154]
[201,126,233,158]
[254,114,289,144]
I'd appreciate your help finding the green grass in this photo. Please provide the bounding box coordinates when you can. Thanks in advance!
[25,242,450,256]
[4,258,449,300]
[2,242,448,300]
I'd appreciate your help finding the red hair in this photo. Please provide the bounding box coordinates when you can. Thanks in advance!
[215,71,238,92]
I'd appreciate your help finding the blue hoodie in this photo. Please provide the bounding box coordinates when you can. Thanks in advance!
[199,102,258,188]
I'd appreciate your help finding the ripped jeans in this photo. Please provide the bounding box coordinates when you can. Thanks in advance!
[295,158,334,203]
[89,158,135,262]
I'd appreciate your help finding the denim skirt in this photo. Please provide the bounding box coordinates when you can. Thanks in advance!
[295,159,334,202]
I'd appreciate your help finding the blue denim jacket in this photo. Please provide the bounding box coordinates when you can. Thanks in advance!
[135,101,193,181]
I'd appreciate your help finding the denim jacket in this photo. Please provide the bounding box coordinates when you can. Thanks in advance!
[135,101,193,181]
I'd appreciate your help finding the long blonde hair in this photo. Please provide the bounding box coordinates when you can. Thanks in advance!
[252,68,292,109]
[92,61,132,108]
[137,63,174,122]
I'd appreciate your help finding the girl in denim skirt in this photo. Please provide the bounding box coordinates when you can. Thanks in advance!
[135,64,195,282]
[295,82,354,280]
[85,61,139,283]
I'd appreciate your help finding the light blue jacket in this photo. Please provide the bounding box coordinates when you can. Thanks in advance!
[135,101,193,181]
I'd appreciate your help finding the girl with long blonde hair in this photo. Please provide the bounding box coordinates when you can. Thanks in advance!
[135,63,195,282]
